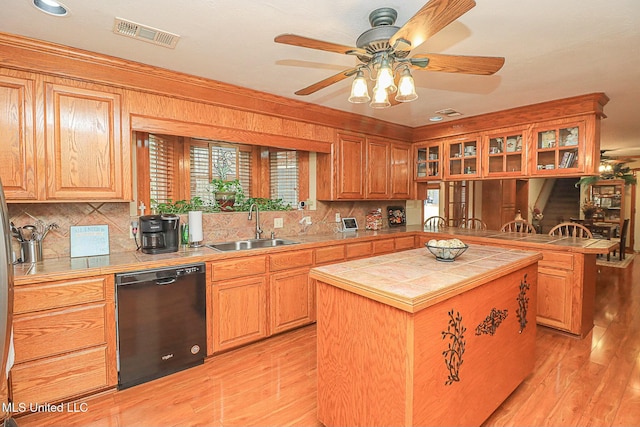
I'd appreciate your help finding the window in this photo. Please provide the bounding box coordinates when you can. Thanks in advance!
[269,150,298,206]
[189,141,251,202]
[138,131,308,213]
[148,134,175,204]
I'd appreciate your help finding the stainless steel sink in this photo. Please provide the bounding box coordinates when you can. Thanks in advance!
[206,238,300,252]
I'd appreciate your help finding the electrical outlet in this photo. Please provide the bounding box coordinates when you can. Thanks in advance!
[335,212,341,223]
[130,221,138,239]
[305,216,312,225]
[274,218,284,228]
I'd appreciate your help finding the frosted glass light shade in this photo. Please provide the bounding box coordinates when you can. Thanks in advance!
[376,59,396,93]
[370,85,390,109]
[395,68,418,102]
[348,70,370,103]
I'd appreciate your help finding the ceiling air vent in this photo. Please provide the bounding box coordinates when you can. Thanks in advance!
[113,18,180,49]
[435,108,463,118]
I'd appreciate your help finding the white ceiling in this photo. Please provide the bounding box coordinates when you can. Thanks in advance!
[2,0,639,156]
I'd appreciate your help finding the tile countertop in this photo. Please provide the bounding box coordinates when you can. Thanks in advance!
[12,227,416,283]
[310,245,542,313]
[13,224,615,284]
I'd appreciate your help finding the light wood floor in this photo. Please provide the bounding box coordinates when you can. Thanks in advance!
[17,257,640,427]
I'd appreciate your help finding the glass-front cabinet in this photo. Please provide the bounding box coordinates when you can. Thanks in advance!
[531,120,585,175]
[483,127,526,177]
[444,135,481,180]
[414,141,441,180]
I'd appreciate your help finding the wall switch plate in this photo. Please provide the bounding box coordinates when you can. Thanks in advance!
[306,199,317,211]
[274,218,284,228]
[335,212,341,223]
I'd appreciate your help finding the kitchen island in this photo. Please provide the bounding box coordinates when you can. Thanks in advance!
[310,244,542,427]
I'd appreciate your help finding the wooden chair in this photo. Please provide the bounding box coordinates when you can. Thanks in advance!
[500,220,537,234]
[609,218,630,261]
[548,222,593,238]
[460,218,487,230]
[424,216,447,230]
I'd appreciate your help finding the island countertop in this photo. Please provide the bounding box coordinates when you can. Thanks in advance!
[310,244,542,313]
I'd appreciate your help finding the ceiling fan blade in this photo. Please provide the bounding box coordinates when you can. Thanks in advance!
[411,53,504,75]
[275,34,367,57]
[390,0,476,52]
[294,68,358,96]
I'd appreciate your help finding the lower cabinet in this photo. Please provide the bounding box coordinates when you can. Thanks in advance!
[211,276,268,353]
[11,275,117,405]
[270,268,314,335]
[537,266,573,330]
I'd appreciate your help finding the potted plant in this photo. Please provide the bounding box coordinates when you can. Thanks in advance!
[581,199,598,219]
[211,178,244,211]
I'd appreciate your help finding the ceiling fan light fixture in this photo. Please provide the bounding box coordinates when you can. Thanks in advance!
[370,85,390,109]
[395,68,418,102]
[348,70,370,103]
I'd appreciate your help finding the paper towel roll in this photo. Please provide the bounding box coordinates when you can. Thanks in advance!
[188,210,203,244]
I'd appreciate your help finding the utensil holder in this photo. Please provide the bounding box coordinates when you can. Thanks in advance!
[21,240,43,263]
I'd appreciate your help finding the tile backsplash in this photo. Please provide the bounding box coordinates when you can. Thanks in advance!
[7,201,405,261]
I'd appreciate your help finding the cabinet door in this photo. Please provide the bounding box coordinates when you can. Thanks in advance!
[44,82,126,200]
[270,268,314,334]
[483,128,526,177]
[366,138,390,198]
[531,119,585,176]
[336,132,365,199]
[536,266,572,331]
[212,276,268,352]
[0,73,38,200]
[414,142,442,180]
[390,143,411,198]
[444,135,481,179]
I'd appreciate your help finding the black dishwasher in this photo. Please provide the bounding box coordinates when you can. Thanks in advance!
[115,263,206,390]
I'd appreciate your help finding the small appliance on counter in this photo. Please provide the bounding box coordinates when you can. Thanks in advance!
[139,214,180,254]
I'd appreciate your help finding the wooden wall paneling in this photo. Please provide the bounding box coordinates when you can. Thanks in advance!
[0,34,413,142]
[297,151,310,203]
[413,93,609,141]
[0,71,37,200]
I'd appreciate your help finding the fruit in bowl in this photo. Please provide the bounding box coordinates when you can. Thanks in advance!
[426,238,468,262]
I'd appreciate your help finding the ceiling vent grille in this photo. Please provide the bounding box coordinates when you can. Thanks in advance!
[113,18,180,49]
[435,108,463,117]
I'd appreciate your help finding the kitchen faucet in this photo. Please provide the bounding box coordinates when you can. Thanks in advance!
[248,203,263,240]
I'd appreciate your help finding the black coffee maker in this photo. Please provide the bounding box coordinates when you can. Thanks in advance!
[139,214,180,254]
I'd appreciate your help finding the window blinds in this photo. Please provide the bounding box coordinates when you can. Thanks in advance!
[149,134,174,204]
[269,151,298,206]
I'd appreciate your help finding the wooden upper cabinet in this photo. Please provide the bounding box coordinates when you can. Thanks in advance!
[414,141,442,181]
[482,126,528,178]
[0,72,38,200]
[317,132,411,200]
[44,81,128,200]
[336,132,365,199]
[390,143,411,199]
[530,117,591,176]
[443,134,482,180]
[366,138,390,198]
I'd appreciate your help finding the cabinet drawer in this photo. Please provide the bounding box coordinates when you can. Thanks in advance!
[539,252,574,271]
[270,249,313,271]
[11,346,109,405]
[14,304,107,363]
[210,255,267,281]
[373,239,395,254]
[315,245,346,265]
[14,277,106,314]
[346,241,373,259]
[395,236,415,251]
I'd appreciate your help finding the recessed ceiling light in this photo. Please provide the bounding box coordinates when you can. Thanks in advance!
[33,0,69,16]
[429,116,443,122]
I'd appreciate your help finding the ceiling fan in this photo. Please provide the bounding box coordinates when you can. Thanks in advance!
[274,0,505,108]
